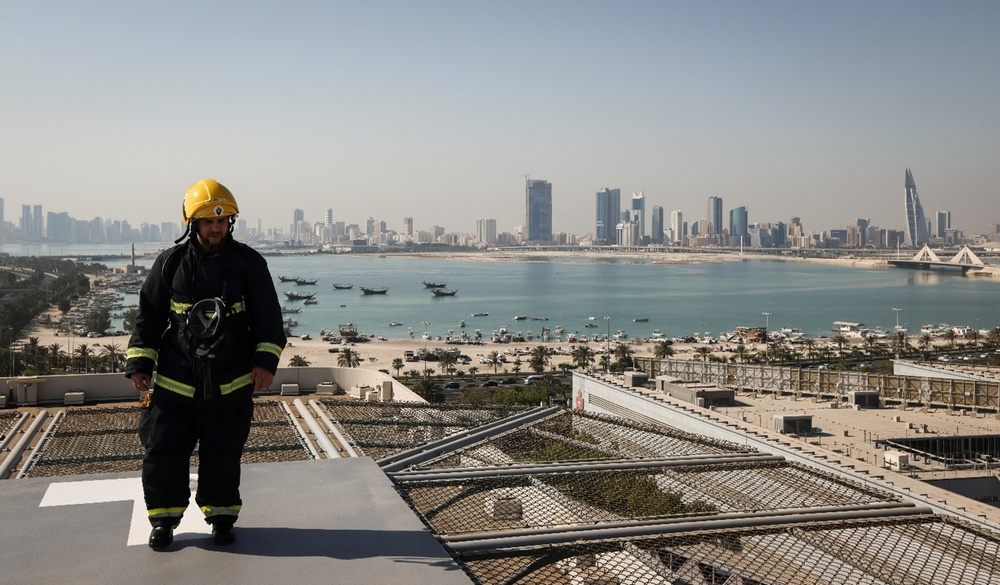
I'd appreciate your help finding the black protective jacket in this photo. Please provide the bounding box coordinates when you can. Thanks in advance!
[125,236,286,399]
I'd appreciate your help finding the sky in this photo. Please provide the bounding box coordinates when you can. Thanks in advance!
[2,1,998,237]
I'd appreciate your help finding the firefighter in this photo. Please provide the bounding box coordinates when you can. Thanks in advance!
[125,179,286,549]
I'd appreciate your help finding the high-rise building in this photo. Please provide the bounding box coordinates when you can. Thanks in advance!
[650,205,664,244]
[904,168,929,247]
[936,210,951,238]
[403,217,413,236]
[476,218,497,245]
[670,210,683,244]
[595,188,621,244]
[324,207,333,229]
[0,197,4,242]
[293,208,305,243]
[707,197,723,235]
[729,206,748,244]
[525,179,552,244]
[631,192,646,241]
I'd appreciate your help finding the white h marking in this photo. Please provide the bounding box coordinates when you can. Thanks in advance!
[39,477,210,546]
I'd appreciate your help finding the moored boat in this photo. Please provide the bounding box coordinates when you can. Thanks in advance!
[332,283,353,290]
[423,281,447,288]
[432,289,457,296]
[360,287,388,295]
[283,291,316,301]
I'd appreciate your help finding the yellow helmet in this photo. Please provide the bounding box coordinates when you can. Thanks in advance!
[182,179,239,227]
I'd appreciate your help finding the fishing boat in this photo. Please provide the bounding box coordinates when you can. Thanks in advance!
[339,323,358,338]
[389,321,403,326]
[432,289,457,297]
[294,278,317,285]
[332,283,353,290]
[303,299,318,305]
[633,317,649,322]
[472,312,489,317]
[278,275,298,283]
[284,291,316,301]
[360,287,388,295]
[422,281,447,288]
[281,307,301,314]
[513,315,528,321]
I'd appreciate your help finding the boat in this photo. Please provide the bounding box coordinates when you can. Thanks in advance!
[284,291,316,301]
[585,323,599,328]
[530,316,548,321]
[303,299,318,305]
[294,278,317,285]
[389,321,403,326]
[633,317,649,322]
[472,312,489,317]
[339,323,358,338]
[360,287,388,295]
[432,289,458,296]
[423,281,447,288]
[300,333,311,341]
[587,316,596,320]
[281,307,301,314]
[513,315,527,320]
[283,318,298,327]
[332,283,353,290]
[278,275,298,282]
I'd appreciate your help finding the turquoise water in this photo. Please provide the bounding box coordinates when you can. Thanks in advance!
[256,255,1000,341]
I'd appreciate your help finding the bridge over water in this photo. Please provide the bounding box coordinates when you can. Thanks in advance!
[888,244,986,273]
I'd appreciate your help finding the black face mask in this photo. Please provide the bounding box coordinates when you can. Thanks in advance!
[187,297,228,359]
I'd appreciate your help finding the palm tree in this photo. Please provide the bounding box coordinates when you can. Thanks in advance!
[989,327,1000,348]
[100,342,124,373]
[76,343,94,374]
[485,351,502,374]
[802,338,817,359]
[437,352,458,376]
[337,347,361,368]
[694,346,712,362]
[919,333,932,353]
[47,343,64,371]
[652,340,674,360]
[614,343,634,369]
[970,328,981,348]
[412,378,443,403]
[571,345,595,370]
[832,334,848,354]
[528,345,552,374]
[467,366,479,379]
[944,329,957,349]
[733,343,748,363]
[391,358,404,377]
[862,332,878,357]
[289,355,310,367]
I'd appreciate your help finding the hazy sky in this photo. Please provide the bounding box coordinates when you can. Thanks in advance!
[2,2,998,236]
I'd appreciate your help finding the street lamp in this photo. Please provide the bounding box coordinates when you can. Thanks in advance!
[892,307,904,331]
[892,307,904,358]
[761,312,773,362]
[421,321,430,376]
[604,316,613,371]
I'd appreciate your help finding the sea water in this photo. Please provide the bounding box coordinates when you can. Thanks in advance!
[258,255,1000,341]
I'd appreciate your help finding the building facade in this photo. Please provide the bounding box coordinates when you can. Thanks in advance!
[630,192,645,242]
[904,168,929,247]
[595,188,621,244]
[707,196,723,236]
[650,205,664,244]
[525,179,552,244]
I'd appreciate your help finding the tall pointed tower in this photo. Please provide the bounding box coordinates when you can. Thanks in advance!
[904,168,929,247]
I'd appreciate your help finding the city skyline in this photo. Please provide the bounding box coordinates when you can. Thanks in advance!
[2,3,998,235]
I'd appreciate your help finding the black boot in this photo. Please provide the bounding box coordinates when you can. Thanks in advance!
[211,520,236,546]
[148,522,177,549]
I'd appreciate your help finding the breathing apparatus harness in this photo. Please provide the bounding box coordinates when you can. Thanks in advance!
[161,236,245,401]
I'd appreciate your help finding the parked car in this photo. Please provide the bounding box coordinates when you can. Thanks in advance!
[482,380,498,387]
[500,378,518,385]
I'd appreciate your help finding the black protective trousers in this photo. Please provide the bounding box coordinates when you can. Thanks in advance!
[138,388,254,526]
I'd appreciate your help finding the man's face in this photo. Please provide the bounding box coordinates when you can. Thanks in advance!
[195,216,230,252]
